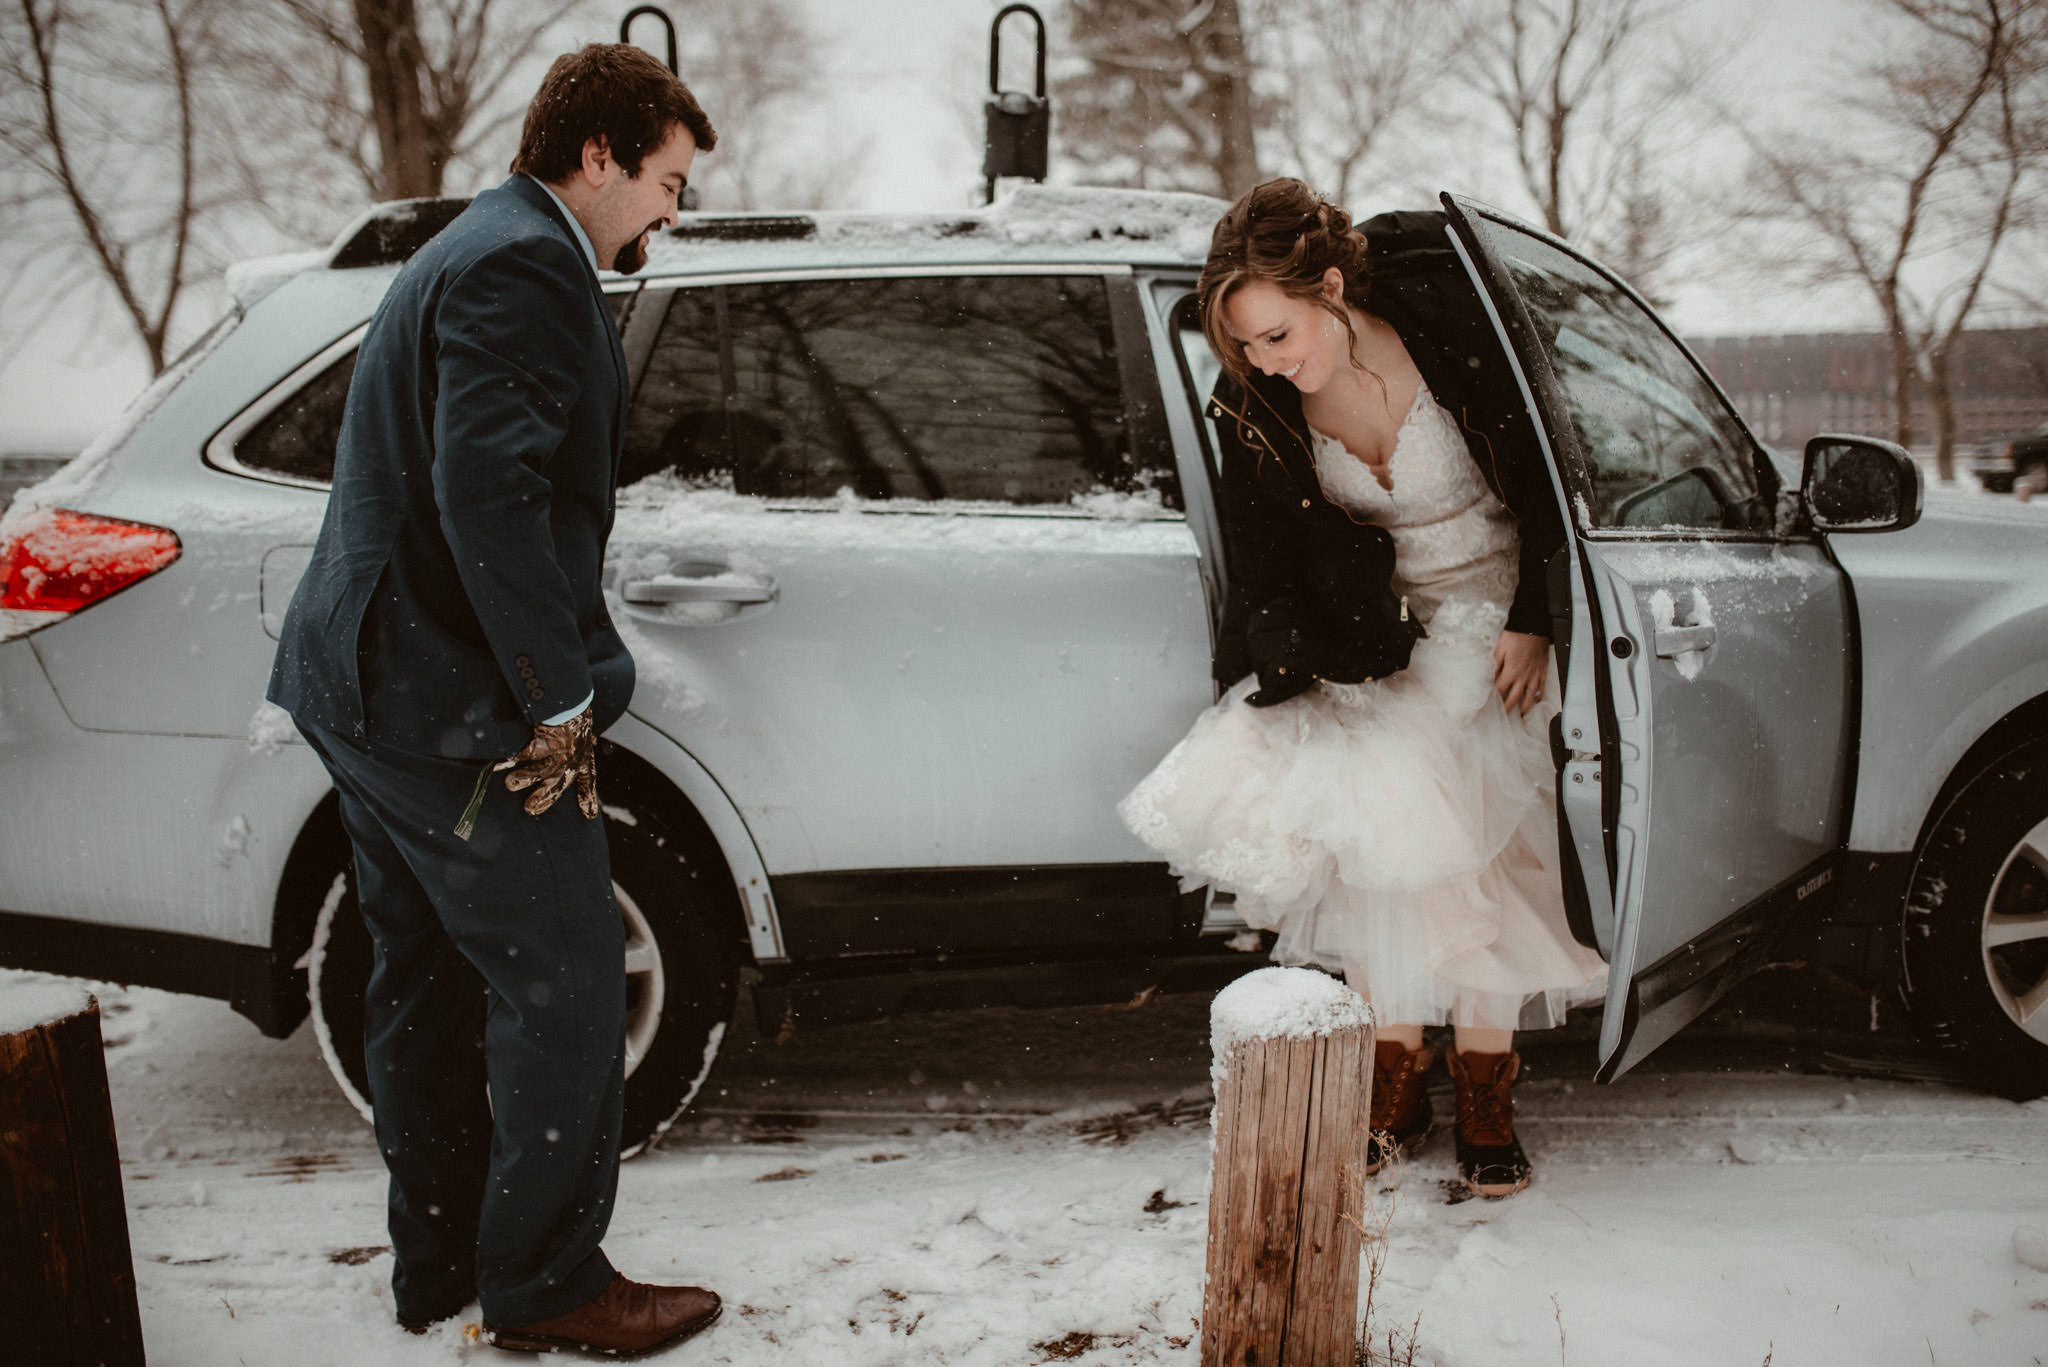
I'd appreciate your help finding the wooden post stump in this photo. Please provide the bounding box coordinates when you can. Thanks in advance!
[0,988,145,1365]
[1203,967,1375,1367]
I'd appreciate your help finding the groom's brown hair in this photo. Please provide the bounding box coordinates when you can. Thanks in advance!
[511,44,717,184]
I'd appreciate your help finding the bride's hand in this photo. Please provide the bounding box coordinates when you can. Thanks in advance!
[1493,629,1550,716]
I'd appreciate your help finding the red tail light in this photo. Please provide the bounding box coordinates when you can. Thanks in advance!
[0,507,181,617]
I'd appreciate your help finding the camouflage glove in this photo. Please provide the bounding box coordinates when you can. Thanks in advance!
[494,708,599,819]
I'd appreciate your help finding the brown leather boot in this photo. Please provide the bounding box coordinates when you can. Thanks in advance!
[1365,1038,1437,1174]
[486,1272,722,1356]
[1446,1046,1532,1199]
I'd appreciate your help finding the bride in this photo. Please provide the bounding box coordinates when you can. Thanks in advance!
[1120,179,1606,1198]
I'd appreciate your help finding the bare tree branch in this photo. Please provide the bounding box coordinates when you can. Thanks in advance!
[1735,0,2047,477]
[1454,0,1727,297]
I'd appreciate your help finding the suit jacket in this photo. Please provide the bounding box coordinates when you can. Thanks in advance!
[268,175,634,759]
[1206,208,1566,704]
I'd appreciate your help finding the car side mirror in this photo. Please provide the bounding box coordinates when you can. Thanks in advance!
[1802,435,1922,533]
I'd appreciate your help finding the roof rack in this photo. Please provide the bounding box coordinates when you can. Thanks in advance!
[327,197,472,269]
[664,215,818,243]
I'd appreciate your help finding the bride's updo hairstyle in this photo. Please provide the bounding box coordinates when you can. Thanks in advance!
[1198,177,1372,382]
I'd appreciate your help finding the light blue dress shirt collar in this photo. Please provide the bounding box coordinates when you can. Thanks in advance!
[522,174,599,727]
[524,174,600,276]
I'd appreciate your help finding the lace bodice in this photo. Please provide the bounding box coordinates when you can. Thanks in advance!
[1309,382,1520,627]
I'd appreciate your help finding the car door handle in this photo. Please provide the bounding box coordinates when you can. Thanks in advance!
[1653,623,1715,657]
[622,574,776,605]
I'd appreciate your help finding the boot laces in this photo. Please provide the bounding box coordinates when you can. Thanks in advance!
[1455,1058,1516,1146]
[1371,1046,1427,1130]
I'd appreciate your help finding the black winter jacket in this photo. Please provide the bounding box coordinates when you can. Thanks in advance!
[1206,209,1564,705]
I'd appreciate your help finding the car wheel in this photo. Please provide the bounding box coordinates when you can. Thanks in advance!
[306,803,739,1156]
[1901,740,2048,1098]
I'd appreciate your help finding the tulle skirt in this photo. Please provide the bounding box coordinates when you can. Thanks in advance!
[1119,595,1607,1031]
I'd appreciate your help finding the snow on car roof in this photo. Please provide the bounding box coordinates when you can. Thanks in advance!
[638,184,1226,275]
[220,184,1227,305]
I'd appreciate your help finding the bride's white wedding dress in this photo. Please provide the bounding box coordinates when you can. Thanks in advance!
[1119,383,1607,1030]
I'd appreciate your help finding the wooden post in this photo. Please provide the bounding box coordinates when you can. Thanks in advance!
[1203,967,1375,1367]
[0,990,146,1365]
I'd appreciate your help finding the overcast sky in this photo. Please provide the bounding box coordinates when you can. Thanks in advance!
[0,0,1905,452]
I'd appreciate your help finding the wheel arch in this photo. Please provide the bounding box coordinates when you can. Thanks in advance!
[1845,571,2048,854]
[266,714,777,1044]
[1907,690,2048,865]
[587,712,776,962]
[263,787,348,1039]
[597,729,763,968]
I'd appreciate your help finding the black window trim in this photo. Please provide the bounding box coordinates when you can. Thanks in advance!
[1453,200,1792,545]
[206,281,644,493]
[203,324,367,491]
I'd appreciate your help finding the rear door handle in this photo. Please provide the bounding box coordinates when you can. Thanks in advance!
[622,574,776,605]
[1653,624,1715,657]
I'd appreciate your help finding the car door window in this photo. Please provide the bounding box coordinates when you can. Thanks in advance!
[622,274,1175,507]
[1471,226,1772,533]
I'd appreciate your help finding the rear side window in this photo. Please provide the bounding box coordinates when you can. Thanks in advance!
[223,292,636,489]
[233,352,356,485]
[623,274,1176,506]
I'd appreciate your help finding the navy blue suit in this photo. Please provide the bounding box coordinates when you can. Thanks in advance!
[269,176,636,1327]
[271,175,633,757]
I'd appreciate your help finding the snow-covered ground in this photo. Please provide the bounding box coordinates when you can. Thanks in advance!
[9,967,2048,1366]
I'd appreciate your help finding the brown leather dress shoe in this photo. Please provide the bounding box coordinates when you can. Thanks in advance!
[486,1273,722,1357]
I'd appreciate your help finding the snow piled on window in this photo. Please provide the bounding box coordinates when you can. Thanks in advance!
[1067,485,1174,521]
[613,481,1192,559]
[0,313,238,544]
[1622,541,1822,583]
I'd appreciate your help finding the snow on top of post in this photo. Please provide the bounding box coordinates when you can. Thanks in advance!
[0,982,94,1036]
[1210,966,1372,1059]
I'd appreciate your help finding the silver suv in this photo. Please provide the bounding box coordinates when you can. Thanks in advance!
[4,189,2044,1153]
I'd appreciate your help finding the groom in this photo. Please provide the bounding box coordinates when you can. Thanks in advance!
[268,45,719,1355]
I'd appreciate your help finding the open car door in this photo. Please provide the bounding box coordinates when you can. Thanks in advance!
[1440,195,1856,1080]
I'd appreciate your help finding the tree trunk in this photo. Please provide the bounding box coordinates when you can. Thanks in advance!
[354,0,438,198]
[1885,312,1916,452]
[1927,342,1960,483]
[1201,0,1262,199]
[0,996,144,1364]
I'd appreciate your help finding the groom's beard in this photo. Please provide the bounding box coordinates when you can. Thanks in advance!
[612,220,662,275]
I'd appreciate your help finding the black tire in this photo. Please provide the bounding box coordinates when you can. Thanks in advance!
[1901,739,2048,1098]
[307,803,740,1156]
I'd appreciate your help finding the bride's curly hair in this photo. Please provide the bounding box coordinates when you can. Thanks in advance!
[1198,178,1372,383]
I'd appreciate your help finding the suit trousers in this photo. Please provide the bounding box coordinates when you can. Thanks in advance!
[300,722,624,1327]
